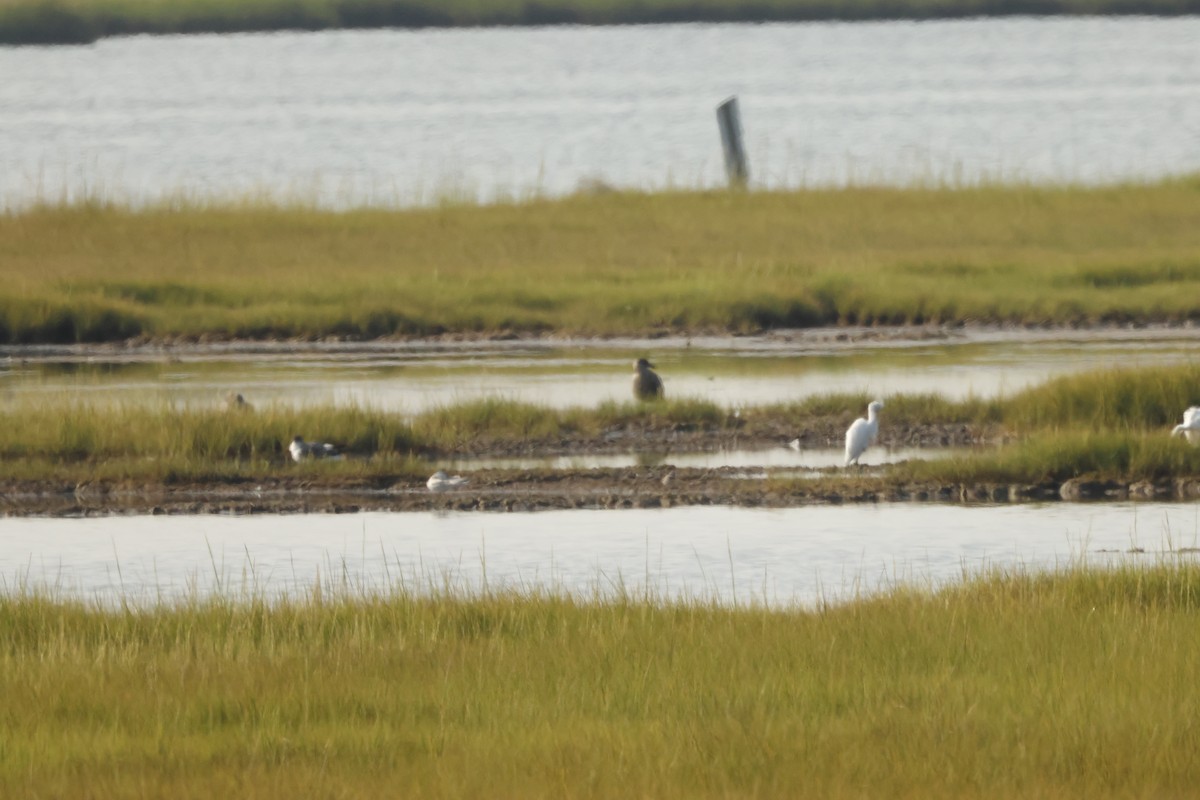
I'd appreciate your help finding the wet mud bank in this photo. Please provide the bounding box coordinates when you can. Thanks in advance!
[445,419,990,458]
[4,468,1199,518]
[0,421,998,518]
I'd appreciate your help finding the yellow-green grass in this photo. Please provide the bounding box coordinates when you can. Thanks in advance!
[901,430,1200,484]
[0,396,734,481]
[5,0,1197,45]
[5,180,1200,342]
[4,562,1200,797]
[5,365,1200,483]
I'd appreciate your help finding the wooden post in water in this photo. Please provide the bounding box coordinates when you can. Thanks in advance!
[716,96,749,188]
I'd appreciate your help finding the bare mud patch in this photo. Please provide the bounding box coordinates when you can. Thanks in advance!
[5,462,1191,518]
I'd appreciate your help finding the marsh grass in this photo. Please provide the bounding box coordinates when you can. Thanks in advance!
[896,364,1200,483]
[5,182,1200,342]
[800,365,1200,483]
[999,365,1200,431]
[0,401,416,459]
[4,0,1200,44]
[755,390,1002,428]
[898,430,1200,484]
[4,562,1200,797]
[0,395,737,480]
[7,365,1200,482]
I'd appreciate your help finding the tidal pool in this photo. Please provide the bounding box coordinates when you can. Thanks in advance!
[435,444,962,471]
[3,326,1199,413]
[3,502,1198,608]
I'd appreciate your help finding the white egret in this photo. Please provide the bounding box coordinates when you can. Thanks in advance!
[632,358,664,401]
[844,400,884,466]
[427,470,469,492]
[288,435,340,462]
[1172,406,1200,444]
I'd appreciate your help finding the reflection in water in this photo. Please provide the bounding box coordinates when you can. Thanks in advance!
[2,503,1198,608]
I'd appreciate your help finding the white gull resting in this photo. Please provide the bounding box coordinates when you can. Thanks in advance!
[288,436,340,462]
[427,470,469,492]
[844,400,884,467]
[1172,406,1200,444]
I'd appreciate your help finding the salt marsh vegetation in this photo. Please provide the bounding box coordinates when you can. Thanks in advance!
[3,181,1200,342]
[4,562,1200,797]
[3,365,1200,486]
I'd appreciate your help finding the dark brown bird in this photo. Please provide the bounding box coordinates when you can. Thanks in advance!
[632,358,664,401]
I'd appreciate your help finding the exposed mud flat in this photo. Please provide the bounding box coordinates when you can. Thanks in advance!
[448,418,993,458]
[0,420,1007,517]
[5,465,1199,518]
[0,419,1181,518]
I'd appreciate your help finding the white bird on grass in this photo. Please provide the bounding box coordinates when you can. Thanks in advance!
[427,470,469,492]
[288,435,340,462]
[845,400,884,467]
[632,358,665,401]
[1171,405,1200,444]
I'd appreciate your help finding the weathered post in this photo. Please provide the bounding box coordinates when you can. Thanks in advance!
[716,96,749,188]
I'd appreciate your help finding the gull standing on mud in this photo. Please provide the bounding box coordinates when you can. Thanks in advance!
[427,470,469,492]
[288,435,340,462]
[632,358,665,401]
[845,400,884,466]
[1172,406,1200,444]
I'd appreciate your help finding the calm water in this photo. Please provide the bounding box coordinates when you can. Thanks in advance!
[3,327,1199,412]
[3,503,1199,607]
[3,17,1199,208]
[439,444,963,471]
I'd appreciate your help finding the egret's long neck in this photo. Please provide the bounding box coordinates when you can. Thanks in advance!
[867,407,879,422]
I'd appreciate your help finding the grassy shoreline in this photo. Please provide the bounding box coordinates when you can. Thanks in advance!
[5,563,1200,797]
[4,180,1200,344]
[3,366,1200,491]
[4,0,1200,46]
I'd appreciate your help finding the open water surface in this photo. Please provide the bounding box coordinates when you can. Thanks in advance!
[437,444,964,471]
[3,502,1199,607]
[3,17,1199,207]
[3,327,1199,412]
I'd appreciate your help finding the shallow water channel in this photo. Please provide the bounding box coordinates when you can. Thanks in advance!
[4,503,1199,608]
[4,327,1200,413]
